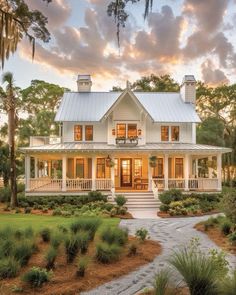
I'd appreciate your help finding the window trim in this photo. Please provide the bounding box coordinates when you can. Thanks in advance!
[116,123,126,138]
[74,125,83,141]
[85,125,93,141]
[161,126,169,142]
[171,126,180,142]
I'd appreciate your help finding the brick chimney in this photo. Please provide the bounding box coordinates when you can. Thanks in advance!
[77,74,92,92]
[180,75,196,104]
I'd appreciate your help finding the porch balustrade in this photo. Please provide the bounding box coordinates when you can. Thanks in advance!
[95,179,113,190]
[168,179,185,189]
[66,179,92,191]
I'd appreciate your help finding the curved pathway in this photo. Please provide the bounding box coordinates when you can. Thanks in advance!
[82,215,236,295]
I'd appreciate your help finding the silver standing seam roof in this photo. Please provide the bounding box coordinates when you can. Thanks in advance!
[55,91,201,123]
[21,143,231,153]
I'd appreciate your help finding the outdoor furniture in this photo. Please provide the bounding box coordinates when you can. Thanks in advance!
[134,178,149,190]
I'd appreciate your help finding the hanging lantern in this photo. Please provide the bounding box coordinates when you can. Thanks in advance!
[138,129,142,136]
[112,128,116,136]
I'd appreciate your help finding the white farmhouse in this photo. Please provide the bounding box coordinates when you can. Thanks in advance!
[22,74,231,205]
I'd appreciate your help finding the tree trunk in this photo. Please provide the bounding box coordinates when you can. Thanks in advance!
[8,103,17,207]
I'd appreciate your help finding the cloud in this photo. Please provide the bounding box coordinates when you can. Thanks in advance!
[201,59,229,85]
[24,0,71,29]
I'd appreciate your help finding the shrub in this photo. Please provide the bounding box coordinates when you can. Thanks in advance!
[0,239,14,257]
[62,211,72,217]
[169,247,221,295]
[100,227,128,246]
[45,247,57,270]
[96,242,121,263]
[14,229,24,240]
[104,203,114,212]
[40,228,51,242]
[15,208,21,214]
[70,218,101,240]
[52,208,62,216]
[0,258,20,279]
[218,269,236,295]
[14,241,33,266]
[0,186,11,202]
[114,195,127,207]
[135,228,149,241]
[22,267,52,288]
[221,191,236,224]
[128,242,138,256]
[87,191,107,202]
[24,207,31,214]
[110,208,117,217]
[159,189,183,205]
[77,231,90,254]
[228,231,236,246]
[24,227,34,238]
[17,183,25,193]
[118,206,127,215]
[65,235,80,263]
[220,220,232,236]
[208,249,229,278]
[153,269,170,295]
[182,197,199,207]
[42,207,48,213]
[159,204,169,212]
[76,256,89,277]
[204,216,218,231]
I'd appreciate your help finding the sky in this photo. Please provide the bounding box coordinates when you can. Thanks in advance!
[2,0,236,92]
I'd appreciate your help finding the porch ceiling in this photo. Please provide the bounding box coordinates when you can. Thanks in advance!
[20,142,231,154]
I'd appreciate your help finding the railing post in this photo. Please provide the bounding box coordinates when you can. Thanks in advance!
[184,154,190,191]
[62,155,67,192]
[208,156,213,179]
[92,156,96,191]
[217,153,222,191]
[164,154,168,190]
[148,156,152,191]
[110,156,115,194]
[25,154,30,192]
[34,157,38,178]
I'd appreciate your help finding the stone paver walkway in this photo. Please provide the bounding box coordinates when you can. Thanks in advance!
[82,215,236,295]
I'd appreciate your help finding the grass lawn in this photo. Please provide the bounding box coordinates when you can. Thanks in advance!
[0,213,120,232]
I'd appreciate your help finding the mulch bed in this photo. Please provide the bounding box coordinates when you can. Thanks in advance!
[1,237,162,295]
[157,210,219,218]
[195,223,236,254]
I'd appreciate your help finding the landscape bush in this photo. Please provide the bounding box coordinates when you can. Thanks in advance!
[0,187,11,202]
[100,227,128,246]
[220,190,236,224]
[70,218,101,240]
[96,242,121,263]
[128,242,138,256]
[22,267,52,288]
[153,269,170,295]
[114,195,127,207]
[135,228,149,241]
[228,232,236,246]
[220,219,232,236]
[0,258,20,279]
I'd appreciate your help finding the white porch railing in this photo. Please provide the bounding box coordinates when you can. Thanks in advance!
[66,179,92,191]
[189,178,218,190]
[168,179,185,189]
[152,178,165,190]
[151,179,159,199]
[95,179,112,190]
[30,178,62,191]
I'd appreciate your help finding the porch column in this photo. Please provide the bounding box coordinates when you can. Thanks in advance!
[110,156,115,197]
[92,156,96,191]
[195,158,198,178]
[217,153,222,191]
[208,156,213,178]
[62,155,67,192]
[34,157,38,178]
[164,154,168,190]
[148,155,152,191]
[25,154,30,192]
[184,154,190,191]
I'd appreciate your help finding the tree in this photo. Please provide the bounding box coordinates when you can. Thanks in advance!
[0,141,10,186]
[0,0,50,68]
[2,72,17,206]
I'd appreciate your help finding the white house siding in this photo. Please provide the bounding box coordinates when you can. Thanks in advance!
[145,118,193,144]
[63,121,108,142]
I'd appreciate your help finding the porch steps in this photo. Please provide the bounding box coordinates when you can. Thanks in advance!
[108,192,161,209]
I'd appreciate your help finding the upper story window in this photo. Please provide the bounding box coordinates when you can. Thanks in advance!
[74,125,82,141]
[171,126,179,141]
[161,126,169,141]
[85,125,93,141]
[127,124,137,138]
[161,126,180,142]
[117,124,126,138]
[116,123,137,138]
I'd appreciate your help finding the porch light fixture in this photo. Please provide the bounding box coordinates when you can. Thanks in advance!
[112,128,115,136]
[138,129,142,136]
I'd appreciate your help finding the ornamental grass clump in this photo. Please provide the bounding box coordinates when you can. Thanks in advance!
[100,226,128,246]
[50,232,63,249]
[70,218,101,240]
[45,247,57,270]
[220,219,232,236]
[0,258,20,279]
[77,231,90,254]
[13,241,34,267]
[76,256,89,277]
[22,267,52,288]
[169,246,220,295]
[218,269,236,295]
[114,195,127,207]
[96,242,121,264]
[153,269,170,295]
[40,228,51,242]
[65,234,80,263]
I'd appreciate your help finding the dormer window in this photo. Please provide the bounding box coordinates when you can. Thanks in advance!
[117,124,126,138]
[171,126,179,141]
[74,125,82,141]
[85,125,93,141]
[127,124,137,138]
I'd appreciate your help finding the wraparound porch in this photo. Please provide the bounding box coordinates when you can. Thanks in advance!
[24,152,223,194]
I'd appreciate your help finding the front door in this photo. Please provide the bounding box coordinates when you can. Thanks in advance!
[120,159,132,187]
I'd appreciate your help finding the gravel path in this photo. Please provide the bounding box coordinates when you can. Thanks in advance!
[82,215,236,295]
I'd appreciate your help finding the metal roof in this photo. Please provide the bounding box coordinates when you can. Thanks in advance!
[21,143,231,154]
[55,92,121,122]
[134,92,201,123]
[55,90,201,123]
